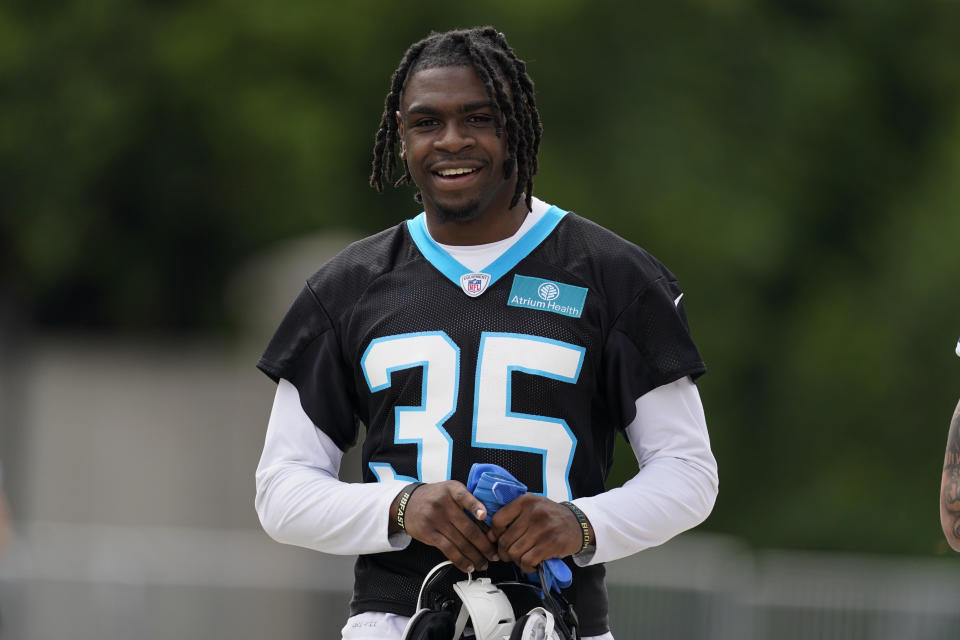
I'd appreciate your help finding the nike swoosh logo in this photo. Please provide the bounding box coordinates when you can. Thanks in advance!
[674,293,684,307]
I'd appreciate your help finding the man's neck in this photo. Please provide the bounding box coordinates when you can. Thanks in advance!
[425,201,530,246]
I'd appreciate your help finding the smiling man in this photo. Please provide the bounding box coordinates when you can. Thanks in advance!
[254,27,718,640]
[394,64,525,242]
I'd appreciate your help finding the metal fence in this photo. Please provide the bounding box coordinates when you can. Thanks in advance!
[2,526,959,640]
[2,277,958,640]
[605,535,960,640]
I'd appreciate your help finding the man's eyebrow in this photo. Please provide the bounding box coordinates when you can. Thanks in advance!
[460,101,495,113]
[404,101,495,116]
[405,105,440,116]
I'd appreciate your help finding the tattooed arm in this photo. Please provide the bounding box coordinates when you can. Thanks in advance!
[939,400,960,551]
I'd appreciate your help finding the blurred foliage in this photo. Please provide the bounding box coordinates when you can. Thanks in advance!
[2,0,960,555]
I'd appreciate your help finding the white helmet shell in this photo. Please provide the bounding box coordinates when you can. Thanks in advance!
[453,577,517,640]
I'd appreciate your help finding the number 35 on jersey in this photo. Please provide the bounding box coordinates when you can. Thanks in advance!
[361,331,585,502]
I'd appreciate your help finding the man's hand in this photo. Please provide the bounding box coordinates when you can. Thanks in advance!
[392,481,499,573]
[488,494,587,574]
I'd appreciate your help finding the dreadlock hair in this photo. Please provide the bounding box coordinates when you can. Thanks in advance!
[369,27,542,211]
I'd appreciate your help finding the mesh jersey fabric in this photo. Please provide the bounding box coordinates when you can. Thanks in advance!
[257,208,705,637]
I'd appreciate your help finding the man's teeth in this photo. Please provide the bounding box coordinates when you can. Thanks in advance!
[436,168,476,177]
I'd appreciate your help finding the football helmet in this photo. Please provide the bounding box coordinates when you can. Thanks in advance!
[400,561,578,640]
[511,607,556,640]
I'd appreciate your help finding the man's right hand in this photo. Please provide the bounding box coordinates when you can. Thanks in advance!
[390,481,499,573]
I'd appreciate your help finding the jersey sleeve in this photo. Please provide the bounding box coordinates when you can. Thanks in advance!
[257,285,360,452]
[603,274,706,430]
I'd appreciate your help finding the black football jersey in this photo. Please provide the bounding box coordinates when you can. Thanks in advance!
[257,205,705,636]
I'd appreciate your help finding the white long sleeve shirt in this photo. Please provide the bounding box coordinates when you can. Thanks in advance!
[255,374,718,565]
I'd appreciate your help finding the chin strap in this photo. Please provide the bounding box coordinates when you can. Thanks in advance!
[452,603,471,640]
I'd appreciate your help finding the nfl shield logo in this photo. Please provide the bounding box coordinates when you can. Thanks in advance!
[460,272,491,298]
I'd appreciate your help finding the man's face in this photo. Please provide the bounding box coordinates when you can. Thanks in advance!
[397,65,516,225]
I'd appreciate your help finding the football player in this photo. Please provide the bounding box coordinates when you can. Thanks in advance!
[255,27,718,639]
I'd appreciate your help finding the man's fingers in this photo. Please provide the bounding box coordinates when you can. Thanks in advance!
[494,509,530,565]
[449,508,498,563]
[490,494,584,568]
[404,481,499,569]
[492,500,541,566]
[451,484,487,522]
[489,495,525,540]
[412,513,488,572]
[489,495,526,535]
[517,549,546,575]
[431,531,484,573]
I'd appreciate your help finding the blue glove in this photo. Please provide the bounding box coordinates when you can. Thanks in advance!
[467,463,528,525]
[466,463,573,592]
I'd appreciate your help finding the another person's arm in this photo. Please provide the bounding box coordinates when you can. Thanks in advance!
[940,399,960,551]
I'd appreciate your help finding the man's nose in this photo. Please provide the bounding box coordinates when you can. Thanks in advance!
[433,122,475,153]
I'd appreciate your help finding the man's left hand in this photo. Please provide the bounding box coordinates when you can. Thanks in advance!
[488,494,584,574]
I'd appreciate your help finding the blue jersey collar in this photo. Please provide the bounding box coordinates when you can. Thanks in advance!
[406,206,567,289]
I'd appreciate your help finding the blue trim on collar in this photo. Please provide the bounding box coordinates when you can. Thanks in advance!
[405,206,568,287]
[405,213,469,283]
